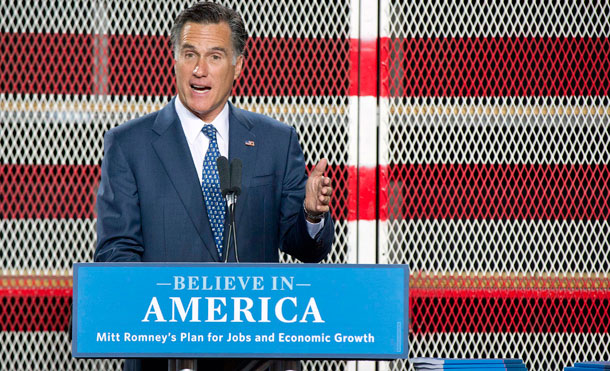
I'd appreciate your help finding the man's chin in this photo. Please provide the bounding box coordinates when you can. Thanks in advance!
[190,105,223,122]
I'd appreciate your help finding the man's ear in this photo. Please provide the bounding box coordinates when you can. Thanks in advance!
[234,54,244,81]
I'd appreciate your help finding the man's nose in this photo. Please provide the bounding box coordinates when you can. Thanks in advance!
[193,59,208,77]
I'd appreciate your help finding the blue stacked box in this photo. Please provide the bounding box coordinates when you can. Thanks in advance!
[411,358,528,371]
[564,361,610,370]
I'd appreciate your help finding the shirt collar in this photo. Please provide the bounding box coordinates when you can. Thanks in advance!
[174,96,229,145]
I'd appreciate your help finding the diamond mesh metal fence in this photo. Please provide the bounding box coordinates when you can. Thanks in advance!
[379,2,610,371]
[1,1,352,370]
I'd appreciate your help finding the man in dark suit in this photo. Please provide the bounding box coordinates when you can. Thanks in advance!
[94,2,334,370]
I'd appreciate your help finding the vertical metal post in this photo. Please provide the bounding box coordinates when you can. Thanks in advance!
[93,0,109,96]
[356,0,380,370]
[168,359,197,371]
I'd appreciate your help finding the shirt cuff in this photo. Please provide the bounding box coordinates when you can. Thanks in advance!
[305,217,325,238]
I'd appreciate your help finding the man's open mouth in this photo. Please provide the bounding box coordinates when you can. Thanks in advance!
[191,84,211,92]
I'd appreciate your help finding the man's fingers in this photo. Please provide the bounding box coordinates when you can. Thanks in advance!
[310,158,328,177]
[317,180,331,194]
[318,186,332,204]
[316,204,330,213]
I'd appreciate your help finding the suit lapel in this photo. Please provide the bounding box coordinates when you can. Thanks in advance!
[151,100,220,262]
[228,103,257,226]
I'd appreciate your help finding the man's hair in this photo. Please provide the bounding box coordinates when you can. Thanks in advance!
[170,2,247,62]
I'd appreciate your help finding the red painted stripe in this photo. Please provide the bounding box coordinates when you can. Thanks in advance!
[349,38,378,96]
[411,288,610,300]
[1,164,350,220]
[348,38,359,97]
[384,163,610,221]
[346,166,377,221]
[379,37,391,99]
[1,33,94,95]
[1,288,72,297]
[238,37,351,97]
[3,163,608,221]
[347,166,358,221]
[0,295,72,331]
[7,33,607,98]
[0,164,99,219]
[358,166,377,221]
[378,164,389,221]
[1,33,352,97]
[380,36,610,97]
[359,39,378,97]
[410,289,610,334]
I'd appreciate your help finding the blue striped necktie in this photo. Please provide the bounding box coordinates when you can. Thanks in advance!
[201,124,225,257]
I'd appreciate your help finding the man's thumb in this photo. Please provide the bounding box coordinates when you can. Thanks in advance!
[311,158,328,176]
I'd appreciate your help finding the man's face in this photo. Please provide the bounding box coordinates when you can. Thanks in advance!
[174,22,243,122]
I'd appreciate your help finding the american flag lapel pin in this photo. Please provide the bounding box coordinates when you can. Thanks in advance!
[245,140,255,146]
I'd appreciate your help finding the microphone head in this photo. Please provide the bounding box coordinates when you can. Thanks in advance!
[216,156,230,197]
[229,158,243,196]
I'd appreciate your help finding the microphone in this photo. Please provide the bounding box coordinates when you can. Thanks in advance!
[216,156,230,197]
[229,158,242,196]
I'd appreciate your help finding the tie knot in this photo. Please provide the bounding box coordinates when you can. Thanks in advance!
[202,124,217,141]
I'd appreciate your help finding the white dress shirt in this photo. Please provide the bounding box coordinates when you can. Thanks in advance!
[174,97,324,237]
[175,97,229,185]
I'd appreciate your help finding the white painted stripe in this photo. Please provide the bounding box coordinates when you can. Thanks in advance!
[347,220,359,264]
[0,219,96,276]
[1,96,350,165]
[385,2,610,38]
[379,0,391,39]
[350,0,360,40]
[1,1,352,38]
[381,100,610,165]
[378,97,391,167]
[348,96,360,168]
[0,332,121,370]
[378,219,610,275]
[357,360,376,371]
[359,0,379,40]
[3,219,352,275]
[358,220,377,264]
[358,96,378,167]
[378,219,389,264]
[0,95,351,116]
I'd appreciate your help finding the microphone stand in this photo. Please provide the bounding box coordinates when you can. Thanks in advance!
[223,192,239,263]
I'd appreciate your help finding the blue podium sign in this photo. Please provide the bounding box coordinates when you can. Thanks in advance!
[72,263,408,359]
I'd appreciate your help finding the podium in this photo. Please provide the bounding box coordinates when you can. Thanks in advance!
[72,263,408,368]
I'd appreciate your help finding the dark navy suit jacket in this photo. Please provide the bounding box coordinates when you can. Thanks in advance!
[95,99,333,264]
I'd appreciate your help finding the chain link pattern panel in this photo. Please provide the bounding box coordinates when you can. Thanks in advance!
[380,1,610,371]
[1,1,352,370]
[382,333,610,371]
[385,220,610,274]
[385,2,610,38]
[1,332,122,371]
